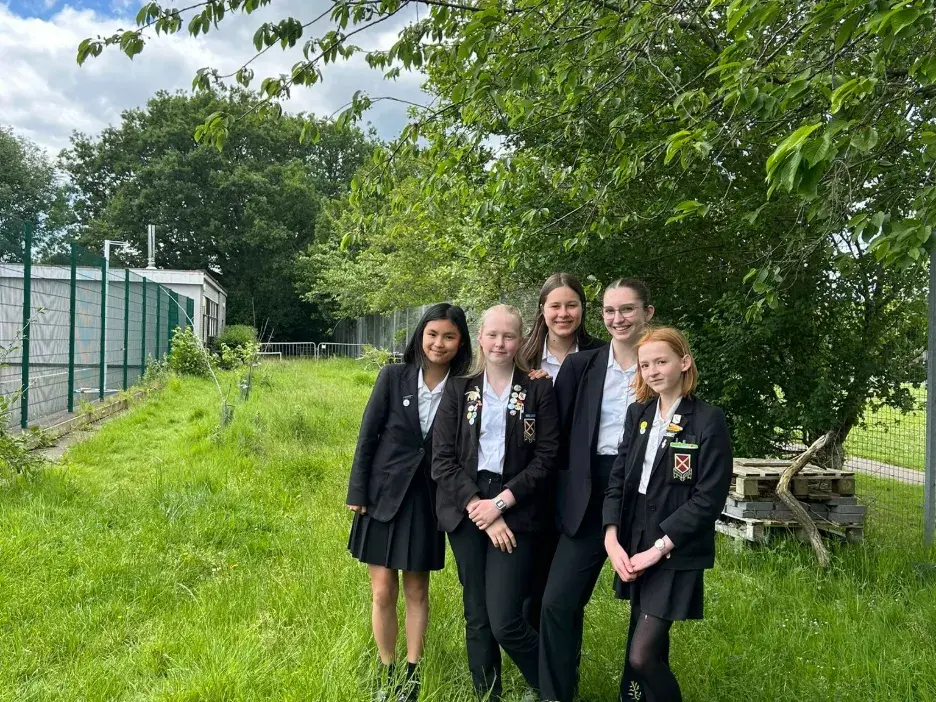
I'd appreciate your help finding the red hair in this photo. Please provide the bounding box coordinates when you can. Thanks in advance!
[633,327,698,403]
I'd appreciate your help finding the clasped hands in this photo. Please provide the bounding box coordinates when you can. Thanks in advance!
[467,494,517,553]
[604,527,665,582]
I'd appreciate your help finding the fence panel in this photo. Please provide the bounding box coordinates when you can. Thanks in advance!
[0,222,196,429]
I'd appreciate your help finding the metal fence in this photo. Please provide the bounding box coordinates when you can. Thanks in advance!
[1,221,195,429]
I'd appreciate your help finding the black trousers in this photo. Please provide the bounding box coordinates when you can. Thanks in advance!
[539,455,669,702]
[449,471,540,698]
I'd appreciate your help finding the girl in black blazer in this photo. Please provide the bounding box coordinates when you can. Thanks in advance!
[538,278,654,702]
[346,303,472,701]
[603,327,732,702]
[519,273,607,635]
[432,304,559,701]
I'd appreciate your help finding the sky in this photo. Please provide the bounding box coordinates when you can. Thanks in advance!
[0,0,428,155]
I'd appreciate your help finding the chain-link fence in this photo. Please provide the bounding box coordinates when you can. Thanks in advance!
[1,221,195,429]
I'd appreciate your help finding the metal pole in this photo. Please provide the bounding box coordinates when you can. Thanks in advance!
[925,248,936,546]
[67,243,77,413]
[141,277,147,372]
[20,221,32,429]
[123,269,130,390]
[99,255,107,401]
[155,286,162,359]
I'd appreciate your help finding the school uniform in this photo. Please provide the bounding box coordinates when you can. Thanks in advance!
[603,395,733,698]
[432,369,559,699]
[346,363,447,573]
[538,344,640,702]
[527,337,606,632]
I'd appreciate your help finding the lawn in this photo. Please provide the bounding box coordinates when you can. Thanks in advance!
[1,360,936,701]
[845,386,925,471]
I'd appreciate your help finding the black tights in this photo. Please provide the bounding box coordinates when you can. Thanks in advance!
[620,607,681,702]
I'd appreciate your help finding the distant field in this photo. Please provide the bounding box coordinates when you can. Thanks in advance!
[845,386,925,471]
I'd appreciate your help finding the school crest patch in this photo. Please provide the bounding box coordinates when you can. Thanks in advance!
[673,453,692,481]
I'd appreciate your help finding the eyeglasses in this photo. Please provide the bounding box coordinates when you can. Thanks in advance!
[602,305,640,318]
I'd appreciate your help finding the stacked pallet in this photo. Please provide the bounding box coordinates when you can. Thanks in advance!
[717,459,865,544]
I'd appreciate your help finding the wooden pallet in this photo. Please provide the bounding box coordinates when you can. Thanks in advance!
[731,463,855,498]
[723,496,867,524]
[717,514,864,545]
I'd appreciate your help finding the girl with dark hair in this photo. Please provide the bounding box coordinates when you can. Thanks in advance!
[520,272,604,380]
[539,278,657,702]
[346,302,472,701]
[603,327,732,702]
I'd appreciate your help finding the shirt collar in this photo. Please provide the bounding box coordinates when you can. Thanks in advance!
[608,349,637,374]
[418,368,449,396]
[542,338,578,365]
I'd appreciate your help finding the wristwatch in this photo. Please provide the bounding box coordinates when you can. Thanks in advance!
[654,538,671,559]
[494,498,508,512]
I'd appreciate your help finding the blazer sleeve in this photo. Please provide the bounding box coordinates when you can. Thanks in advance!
[505,380,560,503]
[659,407,733,547]
[431,380,481,511]
[346,365,393,506]
[603,402,640,528]
[553,353,582,462]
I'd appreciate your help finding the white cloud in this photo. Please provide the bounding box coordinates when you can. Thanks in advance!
[0,1,427,156]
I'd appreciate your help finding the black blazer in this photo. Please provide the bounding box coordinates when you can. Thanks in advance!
[552,344,617,536]
[602,396,733,570]
[431,369,560,534]
[346,363,439,522]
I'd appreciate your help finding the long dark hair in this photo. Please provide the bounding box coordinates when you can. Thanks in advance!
[402,303,472,376]
[520,272,594,369]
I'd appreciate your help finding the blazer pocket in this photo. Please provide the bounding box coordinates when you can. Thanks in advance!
[666,435,699,485]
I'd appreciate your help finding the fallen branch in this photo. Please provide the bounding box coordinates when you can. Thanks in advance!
[776,432,833,568]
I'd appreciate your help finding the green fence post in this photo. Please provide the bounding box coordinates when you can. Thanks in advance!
[123,269,130,390]
[186,297,195,333]
[20,221,32,429]
[169,291,179,352]
[141,278,147,372]
[67,243,77,413]
[99,256,107,401]
[155,286,162,359]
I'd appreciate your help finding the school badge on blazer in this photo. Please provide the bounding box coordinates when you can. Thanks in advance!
[523,413,536,443]
[673,452,692,481]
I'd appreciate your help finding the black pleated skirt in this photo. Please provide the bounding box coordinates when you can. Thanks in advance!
[347,465,445,572]
[613,497,705,621]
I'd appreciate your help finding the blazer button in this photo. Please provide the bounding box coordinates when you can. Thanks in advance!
[649,504,657,512]
[419,448,425,454]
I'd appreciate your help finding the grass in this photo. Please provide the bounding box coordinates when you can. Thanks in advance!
[845,386,925,471]
[1,359,936,701]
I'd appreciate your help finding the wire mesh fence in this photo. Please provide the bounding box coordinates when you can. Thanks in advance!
[1,220,195,429]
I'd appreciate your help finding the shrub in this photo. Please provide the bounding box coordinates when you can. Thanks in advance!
[167,326,211,377]
[359,345,393,370]
[215,325,258,353]
[216,340,261,370]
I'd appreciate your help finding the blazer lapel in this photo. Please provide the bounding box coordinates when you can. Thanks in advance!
[505,369,526,448]
[649,395,695,480]
[585,345,611,448]
[625,399,657,481]
[401,364,422,438]
[466,373,484,469]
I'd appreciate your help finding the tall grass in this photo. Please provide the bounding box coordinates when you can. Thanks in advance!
[0,360,934,700]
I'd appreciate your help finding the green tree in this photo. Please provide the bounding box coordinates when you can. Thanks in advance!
[0,127,73,262]
[60,89,375,341]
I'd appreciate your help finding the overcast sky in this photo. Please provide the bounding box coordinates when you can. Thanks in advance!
[0,0,428,156]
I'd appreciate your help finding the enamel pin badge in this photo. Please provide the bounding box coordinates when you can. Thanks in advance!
[673,453,692,481]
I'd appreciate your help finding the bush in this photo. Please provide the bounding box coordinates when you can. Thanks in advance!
[216,340,261,370]
[215,325,258,352]
[359,345,393,370]
[167,326,211,377]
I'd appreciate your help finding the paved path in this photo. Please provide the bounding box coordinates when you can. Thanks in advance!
[845,455,924,485]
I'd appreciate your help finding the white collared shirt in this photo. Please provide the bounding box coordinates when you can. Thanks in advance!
[639,397,683,494]
[417,368,449,438]
[477,373,512,475]
[541,339,578,384]
[596,351,638,455]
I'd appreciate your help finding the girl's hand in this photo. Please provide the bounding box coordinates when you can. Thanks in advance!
[528,368,551,380]
[485,517,517,553]
[468,499,502,530]
[605,529,638,582]
[347,504,367,515]
[628,547,663,573]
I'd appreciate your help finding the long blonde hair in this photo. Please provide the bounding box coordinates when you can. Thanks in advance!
[467,304,531,376]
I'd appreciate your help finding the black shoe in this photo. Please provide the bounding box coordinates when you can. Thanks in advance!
[397,661,420,702]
